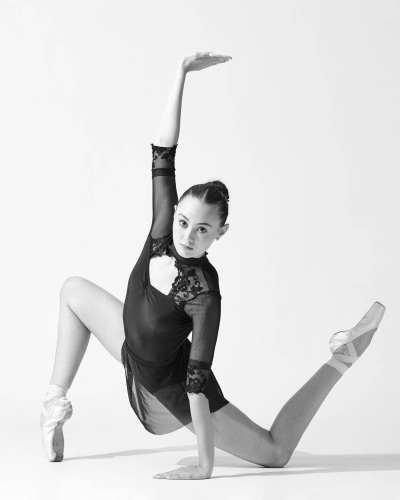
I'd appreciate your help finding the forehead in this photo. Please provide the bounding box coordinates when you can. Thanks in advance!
[178,196,219,221]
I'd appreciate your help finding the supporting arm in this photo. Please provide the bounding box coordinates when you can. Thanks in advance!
[188,392,215,477]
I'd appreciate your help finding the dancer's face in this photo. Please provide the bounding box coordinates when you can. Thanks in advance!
[173,195,229,259]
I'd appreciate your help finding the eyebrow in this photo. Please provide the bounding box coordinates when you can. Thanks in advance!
[178,213,213,227]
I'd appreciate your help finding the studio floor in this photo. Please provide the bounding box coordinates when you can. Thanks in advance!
[3,403,400,500]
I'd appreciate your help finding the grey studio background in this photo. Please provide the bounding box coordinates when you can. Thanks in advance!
[1,1,399,499]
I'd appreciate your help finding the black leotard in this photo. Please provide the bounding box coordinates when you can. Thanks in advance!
[121,143,229,435]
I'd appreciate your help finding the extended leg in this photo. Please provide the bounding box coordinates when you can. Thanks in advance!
[186,363,341,468]
[186,326,378,468]
[269,321,380,457]
[268,363,341,458]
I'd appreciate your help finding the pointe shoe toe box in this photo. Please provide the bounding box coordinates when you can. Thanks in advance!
[329,301,386,354]
[41,398,73,461]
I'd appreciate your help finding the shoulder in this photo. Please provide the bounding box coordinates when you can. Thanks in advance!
[183,289,221,319]
[202,260,220,294]
[186,261,221,306]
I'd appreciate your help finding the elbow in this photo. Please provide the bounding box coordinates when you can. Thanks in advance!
[187,391,208,400]
[153,136,178,148]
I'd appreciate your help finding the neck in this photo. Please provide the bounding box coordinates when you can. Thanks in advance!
[170,240,208,266]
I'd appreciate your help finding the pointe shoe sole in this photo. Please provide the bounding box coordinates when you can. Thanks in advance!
[329,301,386,354]
[41,398,73,462]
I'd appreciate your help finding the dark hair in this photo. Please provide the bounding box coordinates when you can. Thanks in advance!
[178,180,230,227]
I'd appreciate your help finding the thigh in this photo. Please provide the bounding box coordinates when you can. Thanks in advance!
[186,402,282,467]
[61,276,125,364]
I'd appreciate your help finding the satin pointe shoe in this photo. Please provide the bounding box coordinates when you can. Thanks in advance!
[40,397,73,462]
[326,301,386,374]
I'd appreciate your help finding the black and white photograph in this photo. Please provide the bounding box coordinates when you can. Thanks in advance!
[1,1,399,498]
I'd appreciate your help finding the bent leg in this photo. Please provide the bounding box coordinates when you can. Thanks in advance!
[49,276,125,390]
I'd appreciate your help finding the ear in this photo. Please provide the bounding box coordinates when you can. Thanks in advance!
[218,223,229,238]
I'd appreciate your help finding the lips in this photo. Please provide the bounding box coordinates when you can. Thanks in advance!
[180,244,193,250]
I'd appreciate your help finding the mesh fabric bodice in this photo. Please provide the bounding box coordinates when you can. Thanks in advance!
[121,143,229,434]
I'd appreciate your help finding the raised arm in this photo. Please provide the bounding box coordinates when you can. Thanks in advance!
[150,61,186,238]
[150,52,232,240]
[153,51,232,146]
[153,65,187,147]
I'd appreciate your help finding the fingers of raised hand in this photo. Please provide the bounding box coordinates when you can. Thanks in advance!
[197,51,232,63]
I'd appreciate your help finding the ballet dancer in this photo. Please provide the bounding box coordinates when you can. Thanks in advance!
[40,51,386,480]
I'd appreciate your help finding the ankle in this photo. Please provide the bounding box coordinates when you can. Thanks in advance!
[325,357,348,375]
[44,383,68,402]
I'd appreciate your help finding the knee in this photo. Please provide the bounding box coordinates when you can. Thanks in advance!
[60,276,86,302]
[260,447,292,468]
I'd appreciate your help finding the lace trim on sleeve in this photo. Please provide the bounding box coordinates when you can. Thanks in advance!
[150,234,173,258]
[149,143,178,239]
[185,365,211,397]
[151,144,177,176]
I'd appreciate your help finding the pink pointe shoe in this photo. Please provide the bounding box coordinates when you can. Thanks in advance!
[326,301,386,374]
[40,397,73,462]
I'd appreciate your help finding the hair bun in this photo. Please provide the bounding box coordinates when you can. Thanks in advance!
[212,180,230,202]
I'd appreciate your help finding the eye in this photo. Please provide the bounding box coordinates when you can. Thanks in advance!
[179,220,207,234]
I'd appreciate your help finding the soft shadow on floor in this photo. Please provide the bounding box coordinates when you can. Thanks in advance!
[203,450,400,479]
[65,446,400,479]
[64,443,197,462]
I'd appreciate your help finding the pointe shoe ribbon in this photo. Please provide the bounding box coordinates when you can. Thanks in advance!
[327,301,386,374]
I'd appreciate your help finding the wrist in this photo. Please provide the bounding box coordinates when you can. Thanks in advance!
[178,59,188,76]
[199,464,213,477]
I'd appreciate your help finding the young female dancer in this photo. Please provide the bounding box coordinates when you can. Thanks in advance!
[40,51,386,480]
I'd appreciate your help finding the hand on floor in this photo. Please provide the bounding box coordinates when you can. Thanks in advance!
[153,465,212,480]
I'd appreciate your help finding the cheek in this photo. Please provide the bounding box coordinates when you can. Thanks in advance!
[173,221,183,237]
[203,233,213,243]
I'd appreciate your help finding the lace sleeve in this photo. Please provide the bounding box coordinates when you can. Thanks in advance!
[183,292,222,399]
[150,143,179,239]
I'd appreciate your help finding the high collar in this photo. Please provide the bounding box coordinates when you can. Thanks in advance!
[171,240,209,266]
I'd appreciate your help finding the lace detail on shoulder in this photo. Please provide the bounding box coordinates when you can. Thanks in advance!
[185,365,210,396]
[168,260,210,307]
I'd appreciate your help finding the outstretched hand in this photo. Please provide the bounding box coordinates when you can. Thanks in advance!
[153,465,212,480]
[181,51,232,73]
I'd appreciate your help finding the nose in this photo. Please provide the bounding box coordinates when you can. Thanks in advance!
[183,229,194,244]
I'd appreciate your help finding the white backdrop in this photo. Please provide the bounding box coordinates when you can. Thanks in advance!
[1,0,399,468]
